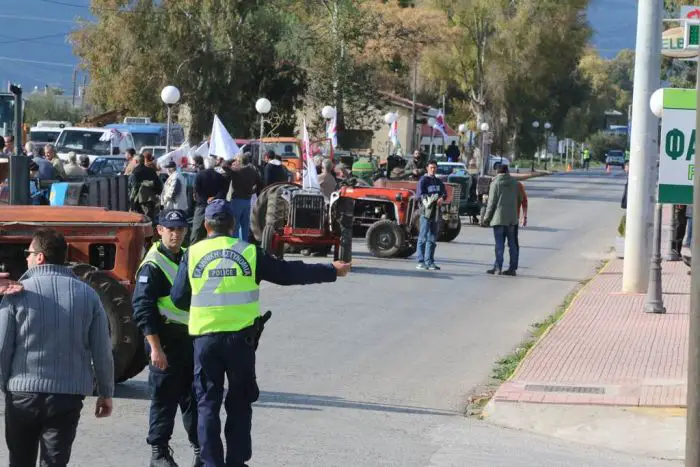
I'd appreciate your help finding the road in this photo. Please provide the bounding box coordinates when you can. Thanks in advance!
[0,169,680,466]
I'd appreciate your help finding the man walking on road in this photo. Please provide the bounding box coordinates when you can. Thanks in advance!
[170,199,351,467]
[483,165,522,276]
[416,160,447,271]
[0,229,114,467]
[133,210,201,467]
[228,152,261,241]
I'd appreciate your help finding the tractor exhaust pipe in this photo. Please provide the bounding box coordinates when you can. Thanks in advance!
[8,84,28,205]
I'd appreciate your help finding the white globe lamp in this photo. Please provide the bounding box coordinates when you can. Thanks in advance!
[480,122,490,132]
[384,112,398,125]
[532,121,540,129]
[321,106,336,120]
[458,123,466,133]
[161,85,180,105]
[255,98,271,115]
[428,117,437,127]
[544,122,552,130]
[650,88,664,118]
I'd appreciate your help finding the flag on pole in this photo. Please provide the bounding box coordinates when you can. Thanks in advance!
[432,110,448,139]
[388,119,399,147]
[209,115,240,161]
[156,142,190,168]
[326,116,338,148]
[302,118,320,190]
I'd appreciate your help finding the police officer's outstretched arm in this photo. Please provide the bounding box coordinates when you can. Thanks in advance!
[170,253,192,311]
[256,248,351,285]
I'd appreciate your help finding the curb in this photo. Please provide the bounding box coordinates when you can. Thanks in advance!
[504,259,612,382]
[512,172,550,181]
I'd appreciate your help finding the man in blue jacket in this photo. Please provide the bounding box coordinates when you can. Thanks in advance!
[416,160,447,270]
[170,199,351,467]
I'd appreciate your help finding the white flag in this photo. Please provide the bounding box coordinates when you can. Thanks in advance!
[302,118,320,190]
[157,142,190,168]
[209,115,240,161]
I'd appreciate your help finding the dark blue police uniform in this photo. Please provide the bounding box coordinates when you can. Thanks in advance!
[132,209,201,467]
[170,199,339,467]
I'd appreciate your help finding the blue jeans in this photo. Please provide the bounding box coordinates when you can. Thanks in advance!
[417,216,439,265]
[230,198,251,240]
[193,331,258,467]
[493,225,519,271]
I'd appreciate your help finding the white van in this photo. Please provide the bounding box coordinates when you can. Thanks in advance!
[55,127,136,165]
[29,120,72,150]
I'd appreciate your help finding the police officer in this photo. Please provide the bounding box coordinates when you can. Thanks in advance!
[170,199,351,467]
[133,209,202,467]
[582,147,591,170]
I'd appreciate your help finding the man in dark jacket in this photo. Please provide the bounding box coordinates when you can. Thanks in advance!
[416,160,447,270]
[191,163,228,245]
[404,150,428,179]
[229,152,261,240]
[129,154,164,223]
[263,152,288,186]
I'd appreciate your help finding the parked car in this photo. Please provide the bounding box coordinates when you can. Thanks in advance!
[436,162,467,179]
[88,156,128,176]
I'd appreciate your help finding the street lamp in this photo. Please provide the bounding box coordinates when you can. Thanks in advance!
[160,85,180,153]
[321,106,336,120]
[543,122,552,171]
[645,88,666,314]
[256,98,271,162]
[480,122,490,176]
[531,121,541,171]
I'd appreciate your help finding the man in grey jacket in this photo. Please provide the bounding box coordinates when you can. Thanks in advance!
[483,165,523,276]
[0,228,114,466]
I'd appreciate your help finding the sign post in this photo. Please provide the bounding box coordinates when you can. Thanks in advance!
[658,88,696,204]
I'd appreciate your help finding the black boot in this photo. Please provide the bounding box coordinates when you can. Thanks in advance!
[150,444,178,467]
[192,446,203,467]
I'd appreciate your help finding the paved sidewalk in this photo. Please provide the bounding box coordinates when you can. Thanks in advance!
[492,258,689,408]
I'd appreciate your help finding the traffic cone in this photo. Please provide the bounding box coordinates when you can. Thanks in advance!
[566,163,572,172]
[606,164,611,173]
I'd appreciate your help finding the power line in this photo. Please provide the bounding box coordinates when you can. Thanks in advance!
[0,56,75,68]
[0,14,76,24]
[0,32,70,45]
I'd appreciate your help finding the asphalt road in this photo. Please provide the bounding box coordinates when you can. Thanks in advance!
[0,168,680,466]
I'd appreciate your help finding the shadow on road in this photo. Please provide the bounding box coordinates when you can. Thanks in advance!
[451,240,559,251]
[350,265,471,279]
[256,391,456,417]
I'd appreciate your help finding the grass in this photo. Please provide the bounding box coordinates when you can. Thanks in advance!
[465,260,609,418]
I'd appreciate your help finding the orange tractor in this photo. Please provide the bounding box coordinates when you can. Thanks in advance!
[0,158,154,383]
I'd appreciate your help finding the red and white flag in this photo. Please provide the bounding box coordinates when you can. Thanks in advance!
[326,116,338,148]
[302,118,320,190]
[432,110,448,139]
[388,119,399,147]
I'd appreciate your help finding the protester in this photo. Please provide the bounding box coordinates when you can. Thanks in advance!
[228,152,261,240]
[129,154,163,223]
[0,229,114,466]
[32,144,58,180]
[263,151,288,186]
[191,159,228,245]
[161,160,189,212]
[483,165,522,276]
[64,151,88,179]
[318,158,337,200]
[416,160,447,270]
[45,144,66,180]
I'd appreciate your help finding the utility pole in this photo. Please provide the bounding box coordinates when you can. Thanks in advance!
[409,58,418,153]
[686,54,700,467]
[622,0,662,293]
[71,68,77,107]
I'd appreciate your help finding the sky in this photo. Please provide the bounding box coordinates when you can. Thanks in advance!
[1,0,637,94]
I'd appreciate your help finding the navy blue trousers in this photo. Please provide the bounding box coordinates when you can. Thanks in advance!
[146,326,198,448]
[193,331,259,467]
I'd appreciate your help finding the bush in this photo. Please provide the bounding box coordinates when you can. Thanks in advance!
[586,131,627,162]
[618,214,626,237]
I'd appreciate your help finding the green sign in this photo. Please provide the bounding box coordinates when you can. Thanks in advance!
[659,88,696,204]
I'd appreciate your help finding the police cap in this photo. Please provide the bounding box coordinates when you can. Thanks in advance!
[205,199,234,220]
[158,209,188,228]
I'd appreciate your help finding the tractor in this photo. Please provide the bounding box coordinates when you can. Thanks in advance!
[0,157,153,383]
[250,182,354,262]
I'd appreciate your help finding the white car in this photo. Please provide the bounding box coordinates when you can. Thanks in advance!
[55,127,136,165]
[436,162,467,178]
[488,155,510,171]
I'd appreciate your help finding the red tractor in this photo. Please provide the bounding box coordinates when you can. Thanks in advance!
[250,183,354,262]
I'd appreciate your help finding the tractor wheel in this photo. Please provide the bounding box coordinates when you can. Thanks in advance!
[439,220,462,242]
[396,244,417,258]
[71,264,138,382]
[262,224,284,260]
[334,228,353,262]
[366,220,405,258]
[117,334,147,383]
[251,183,294,241]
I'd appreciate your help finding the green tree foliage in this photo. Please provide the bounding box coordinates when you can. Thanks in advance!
[586,131,627,161]
[24,93,85,126]
[71,0,307,140]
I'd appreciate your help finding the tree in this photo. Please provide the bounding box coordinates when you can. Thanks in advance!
[71,0,307,140]
[24,93,85,126]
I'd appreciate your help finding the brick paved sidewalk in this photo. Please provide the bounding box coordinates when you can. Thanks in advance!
[493,258,690,407]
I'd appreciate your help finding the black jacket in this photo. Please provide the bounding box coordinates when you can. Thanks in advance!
[264,162,288,186]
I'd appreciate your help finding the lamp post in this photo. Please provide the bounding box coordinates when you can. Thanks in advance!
[532,121,540,171]
[256,97,271,163]
[480,122,490,176]
[322,106,337,153]
[428,117,437,156]
[644,87,665,314]
[384,111,398,158]
[160,85,180,154]
[458,123,466,162]
[544,122,552,171]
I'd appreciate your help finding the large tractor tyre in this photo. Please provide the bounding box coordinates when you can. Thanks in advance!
[262,224,284,260]
[366,220,406,258]
[396,244,417,258]
[117,335,148,383]
[334,228,353,262]
[251,183,295,241]
[70,264,138,382]
[439,220,462,242]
